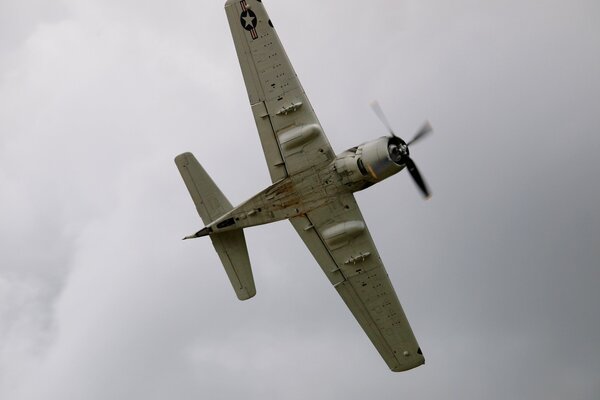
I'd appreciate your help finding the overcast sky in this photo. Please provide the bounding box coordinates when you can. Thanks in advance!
[1,0,599,399]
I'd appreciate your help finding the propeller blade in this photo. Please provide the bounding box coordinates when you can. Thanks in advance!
[370,101,397,137]
[404,157,431,198]
[408,121,432,146]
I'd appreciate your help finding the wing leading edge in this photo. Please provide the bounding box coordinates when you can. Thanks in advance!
[290,194,424,372]
[225,0,335,183]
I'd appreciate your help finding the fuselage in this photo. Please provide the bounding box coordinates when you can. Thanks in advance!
[206,136,406,235]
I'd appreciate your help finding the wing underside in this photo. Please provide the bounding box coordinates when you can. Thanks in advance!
[290,194,424,372]
[225,0,423,371]
[225,0,334,182]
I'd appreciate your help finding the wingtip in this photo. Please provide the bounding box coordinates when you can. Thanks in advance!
[174,152,193,163]
[236,287,257,301]
[390,355,426,372]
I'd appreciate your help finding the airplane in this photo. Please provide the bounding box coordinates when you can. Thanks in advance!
[175,0,431,372]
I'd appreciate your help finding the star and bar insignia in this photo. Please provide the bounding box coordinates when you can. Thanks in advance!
[239,1,258,40]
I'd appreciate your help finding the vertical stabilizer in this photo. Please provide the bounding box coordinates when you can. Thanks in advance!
[175,152,256,300]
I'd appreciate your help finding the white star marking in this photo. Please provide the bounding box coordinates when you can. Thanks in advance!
[243,14,255,29]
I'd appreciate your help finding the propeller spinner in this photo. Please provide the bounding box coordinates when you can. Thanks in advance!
[370,101,432,198]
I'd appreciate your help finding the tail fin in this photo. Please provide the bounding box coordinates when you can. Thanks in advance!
[175,152,256,300]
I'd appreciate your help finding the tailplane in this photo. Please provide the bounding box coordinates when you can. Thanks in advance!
[175,152,256,300]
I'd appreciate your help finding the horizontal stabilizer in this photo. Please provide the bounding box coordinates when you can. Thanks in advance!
[210,230,256,300]
[175,152,256,300]
[175,152,232,225]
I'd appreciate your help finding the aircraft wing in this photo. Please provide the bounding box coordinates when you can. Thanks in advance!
[290,193,424,372]
[225,0,335,183]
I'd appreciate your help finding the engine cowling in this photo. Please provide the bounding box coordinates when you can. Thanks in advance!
[334,136,407,190]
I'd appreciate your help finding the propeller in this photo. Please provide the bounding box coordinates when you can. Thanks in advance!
[370,101,432,198]
[408,121,432,146]
[370,100,397,137]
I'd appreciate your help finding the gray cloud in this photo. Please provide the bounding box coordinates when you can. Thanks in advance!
[1,0,599,399]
